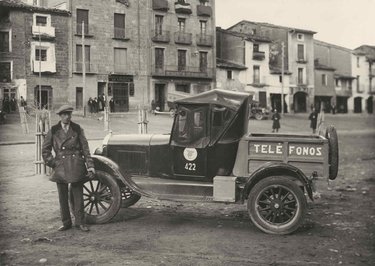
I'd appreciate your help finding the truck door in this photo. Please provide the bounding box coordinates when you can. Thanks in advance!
[171,106,209,180]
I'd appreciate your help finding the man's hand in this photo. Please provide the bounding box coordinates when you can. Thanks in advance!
[87,168,96,179]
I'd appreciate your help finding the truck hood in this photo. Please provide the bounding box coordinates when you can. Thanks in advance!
[107,133,170,146]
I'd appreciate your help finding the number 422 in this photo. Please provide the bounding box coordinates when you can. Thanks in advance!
[185,163,196,171]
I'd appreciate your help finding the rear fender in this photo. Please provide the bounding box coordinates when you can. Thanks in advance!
[241,162,314,201]
[92,155,154,198]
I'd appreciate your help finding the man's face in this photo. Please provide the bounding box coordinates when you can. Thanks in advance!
[59,112,72,124]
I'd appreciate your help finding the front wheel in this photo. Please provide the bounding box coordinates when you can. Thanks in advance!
[255,112,264,120]
[247,176,307,235]
[83,170,122,224]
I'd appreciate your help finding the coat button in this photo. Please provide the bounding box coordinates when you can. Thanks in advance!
[62,147,65,150]
[62,156,65,159]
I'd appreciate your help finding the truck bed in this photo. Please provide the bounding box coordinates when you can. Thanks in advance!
[233,133,329,179]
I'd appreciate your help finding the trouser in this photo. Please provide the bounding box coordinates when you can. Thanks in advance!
[56,182,85,226]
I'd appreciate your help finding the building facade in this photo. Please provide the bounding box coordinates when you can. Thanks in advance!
[313,59,335,112]
[0,0,70,110]
[227,21,316,113]
[216,27,291,112]
[216,58,247,92]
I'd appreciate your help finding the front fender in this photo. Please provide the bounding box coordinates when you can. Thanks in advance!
[92,155,154,198]
[241,162,314,201]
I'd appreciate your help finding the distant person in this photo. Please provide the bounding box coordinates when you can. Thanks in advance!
[42,105,95,232]
[20,96,27,107]
[93,97,99,113]
[2,96,10,113]
[10,96,17,112]
[309,107,318,134]
[87,97,94,114]
[109,98,115,113]
[331,103,336,115]
[271,109,280,133]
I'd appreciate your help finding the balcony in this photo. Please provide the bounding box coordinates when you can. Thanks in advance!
[33,60,56,73]
[296,78,308,86]
[252,51,265,61]
[75,24,93,37]
[74,62,97,74]
[32,25,55,39]
[113,27,130,40]
[151,30,170,43]
[152,0,169,11]
[249,75,268,87]
[196,34,213,47]
[152,65,213,79]
[296,58,308,64]
[174,32,192,45]
[174,2,192,14]
[197,5,212,17]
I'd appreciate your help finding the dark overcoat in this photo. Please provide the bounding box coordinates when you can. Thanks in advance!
[42,121,94,183]
[309,111,318,129]
[272,113,281,129]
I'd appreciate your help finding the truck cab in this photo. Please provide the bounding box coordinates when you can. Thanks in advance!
[90,89,338,234]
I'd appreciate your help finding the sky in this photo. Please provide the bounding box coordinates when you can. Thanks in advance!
[215,0,375,50]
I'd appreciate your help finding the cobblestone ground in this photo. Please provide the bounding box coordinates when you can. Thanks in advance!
[0,115,374,265]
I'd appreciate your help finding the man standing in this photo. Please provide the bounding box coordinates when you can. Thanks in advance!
[271,109,281,133]
[309,107,318,134]
[42,105,95,232]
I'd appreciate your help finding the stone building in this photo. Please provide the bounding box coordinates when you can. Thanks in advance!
[0,0,70,110]
[227,21,316,113]
[216,27,291,112]
[216,58,247,92]
[313,59,336,112]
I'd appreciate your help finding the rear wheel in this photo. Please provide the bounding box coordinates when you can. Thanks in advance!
[255,112,264,120]
[83,171,122,224]
[247,176,307,235]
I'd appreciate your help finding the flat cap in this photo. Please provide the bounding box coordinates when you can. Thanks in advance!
[56,104,74,115]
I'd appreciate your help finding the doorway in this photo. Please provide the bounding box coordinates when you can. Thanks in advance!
[112,83,129,112]
[76,87,83,109]
[155,83,166,111]
[293,92,307,113]
[366,96,373,114]
[354,97,362,113]
[34,86,52,109]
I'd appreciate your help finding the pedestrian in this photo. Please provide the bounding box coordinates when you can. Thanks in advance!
[109,97,115,113]
[2,96,10,113]
[87,97,94,114]
[10,96,17,112]
[309,107,318,134]
[98,94,105,111]
[331,103,336,115]
[42,105,95,232]
[93,97,99,113]
[20,96,28,114]
[271,109,280,133]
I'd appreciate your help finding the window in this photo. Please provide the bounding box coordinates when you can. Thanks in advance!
[297,33,304,41]
[129,83,135,97]
[155,15,163,35]
[253,43,259,52]
[178,18,186,32]
[200,20,207,35]
[199,0,208,6]
[0,31,10,52]
[322,74,327,86]
[199,51,208,72]
[36,15,47,26]
[227,70,232,80]
[298,68,304,84]
[35,48,47,61]
[155,48,164,70]
[114,48,127,73]
[114,13,125,39]
[251,29,256,35]
[178,49,187,71]
[253,65,260,84]
[75,44,90,72]
[357,75,360,92]
[0,62,12,82]
[279,75,282,83]
[335,79,339,87]
[357,57,360,67]
[76,9,89,35]
[176,84,190,93]
[297,44,304,60]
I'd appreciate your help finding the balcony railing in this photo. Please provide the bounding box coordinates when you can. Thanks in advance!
[175,2,192,14]
[250,75,268,87]
[252,51,265,60]
[296,78,307,86]
[174,32,192,45]
[152,0,169,11]
[74,62,97,73]
[76,23,92,36]
[196,34,213,47]
[114,27,130,40]
[197,5,212,17]
[296,58,308,64]
[151,30,170,43]
[33,60,56,73]
[152,65,213,79]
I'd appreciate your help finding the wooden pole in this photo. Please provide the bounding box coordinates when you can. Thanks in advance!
[281,41,285,115]
[82,21,86,117]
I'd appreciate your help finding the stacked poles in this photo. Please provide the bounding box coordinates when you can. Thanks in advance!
[35,110,50,175]
[137,106,148,134]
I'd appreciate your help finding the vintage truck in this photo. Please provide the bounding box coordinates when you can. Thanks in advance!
[86,89,338,234]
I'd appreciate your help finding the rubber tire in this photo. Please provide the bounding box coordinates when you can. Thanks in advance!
[120,185,141,208]
[84,170,122,224]
[325,125,339,180]
[247,176,307,235]
[255,112,264,120]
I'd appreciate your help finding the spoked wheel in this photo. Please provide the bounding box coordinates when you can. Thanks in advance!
[121,185,141,208]
[247,176,307,235]
[83,170,121,224]
[255,112,264,120]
